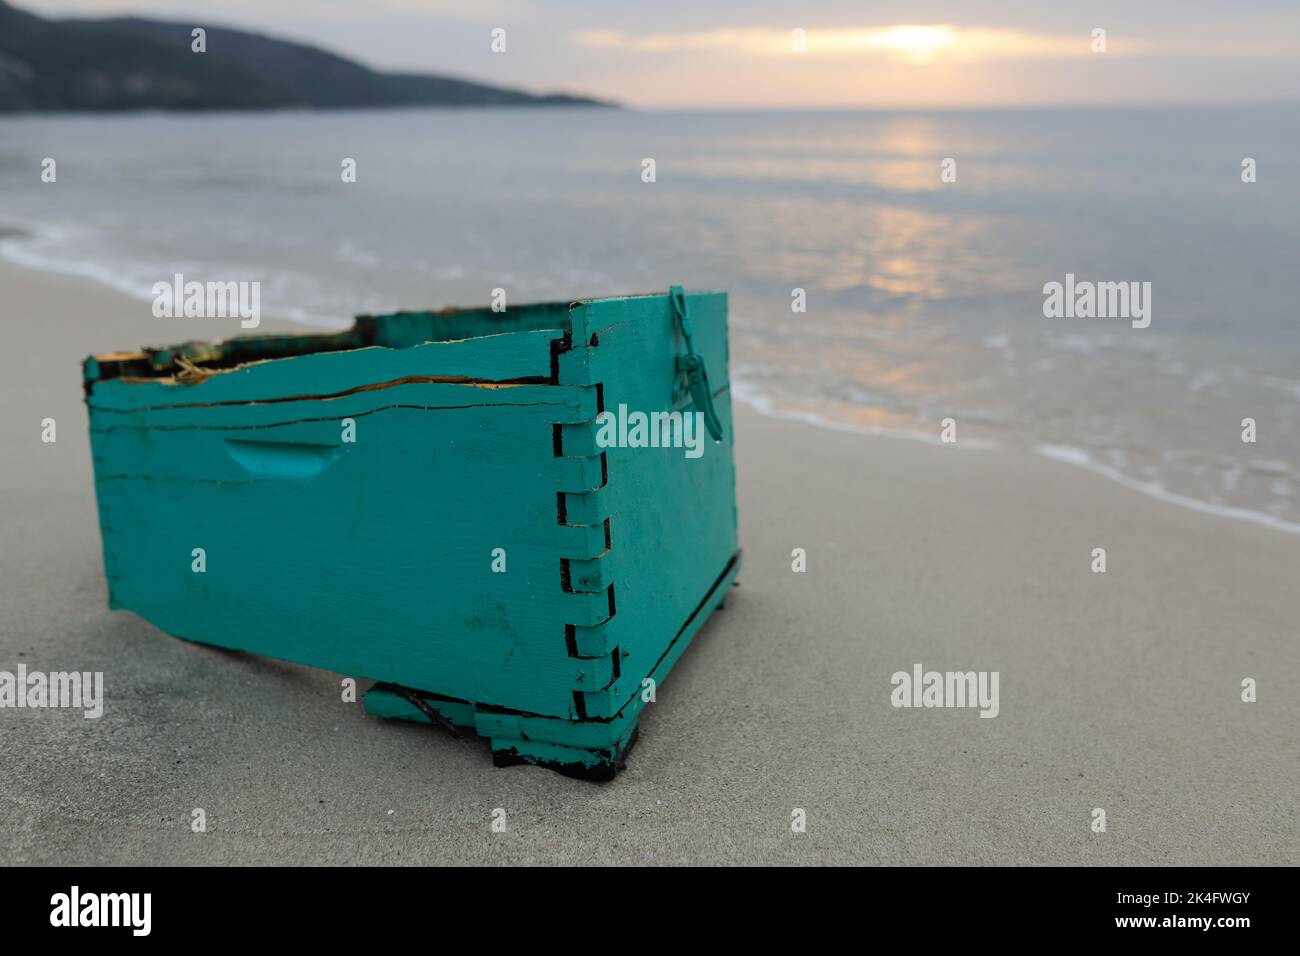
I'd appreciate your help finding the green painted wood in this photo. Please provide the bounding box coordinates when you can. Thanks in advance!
[85,290,740,776]
[364,302,573,348]
[90,395,607,716]
[86,302,574,382]
[365,551,739,775]
[88,380,597,435]
[86,329,562,411]
[557,292,738,719]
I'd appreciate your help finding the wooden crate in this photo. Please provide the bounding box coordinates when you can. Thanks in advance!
[83,290,740,778]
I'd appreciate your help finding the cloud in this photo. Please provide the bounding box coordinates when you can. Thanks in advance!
[574,24,1150,64]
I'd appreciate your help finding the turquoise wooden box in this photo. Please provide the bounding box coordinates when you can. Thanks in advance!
[83,290,740,779]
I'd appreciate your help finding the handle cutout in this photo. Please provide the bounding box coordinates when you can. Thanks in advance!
[224,438,342,480]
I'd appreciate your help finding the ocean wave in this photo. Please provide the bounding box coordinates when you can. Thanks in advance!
[1035,444,1300,535]
[0,220,351,329]
[732,379,998,450]
[733,376,1300,537]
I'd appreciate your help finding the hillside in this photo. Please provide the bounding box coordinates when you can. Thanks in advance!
[0,0,610,111]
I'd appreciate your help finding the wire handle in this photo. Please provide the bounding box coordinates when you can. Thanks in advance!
[669,286,724,442]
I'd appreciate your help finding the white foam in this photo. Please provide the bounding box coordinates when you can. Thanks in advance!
[1036,444,1300,536]
[734,378,1300,537]
[732,379,998,450]
[0,222,162,302]
[0,222,350,330]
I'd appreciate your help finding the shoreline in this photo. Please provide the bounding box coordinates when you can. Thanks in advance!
[0,223,353,329]
[2,235,1296,540]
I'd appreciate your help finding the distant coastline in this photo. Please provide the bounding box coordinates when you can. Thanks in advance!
[0,0,614,113]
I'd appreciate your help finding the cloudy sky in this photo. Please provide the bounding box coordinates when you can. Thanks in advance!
[24,0,1300,108]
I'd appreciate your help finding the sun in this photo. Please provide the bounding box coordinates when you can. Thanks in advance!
[871,25,958,64]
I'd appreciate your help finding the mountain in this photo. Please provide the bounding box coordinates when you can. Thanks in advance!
[0,0,611,111]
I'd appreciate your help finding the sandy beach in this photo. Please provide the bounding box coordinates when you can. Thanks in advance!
[1,257,1296,866]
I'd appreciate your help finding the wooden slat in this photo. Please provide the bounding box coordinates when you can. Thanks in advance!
[87,329,563,411]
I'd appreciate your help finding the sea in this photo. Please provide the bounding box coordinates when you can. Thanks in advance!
[1,106,1297,531]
